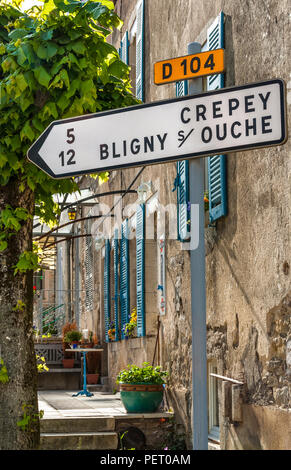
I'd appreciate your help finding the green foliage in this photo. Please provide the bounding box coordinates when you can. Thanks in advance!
[0,358,9,384]
[0,205,32,252]
[12,299,26,311]
[14,250,40,274]
[162,432,187,450]
[116,362,169,385]
[123,307,137,338]
[17,403,44,432]
[161,417,188,450]
[64,329,82,342]
[0,0,139,270]
[36,354,49,373]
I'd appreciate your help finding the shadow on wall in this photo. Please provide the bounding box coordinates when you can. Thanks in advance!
[226,405,262,450]
[220,13,238,247]
[165,387,192,449]
[217,241,269,342]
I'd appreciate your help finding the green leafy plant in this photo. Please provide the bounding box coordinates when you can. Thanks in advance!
[119,430,136,451]
[64,329,82,343]
[0,358,9,384]
[14,249,40,274]
[36,354,49,373]
[123,307,137,338]
[0,0,139,269]
[12,299,26,311]
[160,417,188,450]
[116,362,169,385]
[17,403,44,432]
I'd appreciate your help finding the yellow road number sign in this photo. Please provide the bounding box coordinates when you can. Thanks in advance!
[154,49,225,85]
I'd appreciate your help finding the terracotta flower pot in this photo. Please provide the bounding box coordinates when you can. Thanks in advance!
[62,358,74,368]
[87,373,100,384]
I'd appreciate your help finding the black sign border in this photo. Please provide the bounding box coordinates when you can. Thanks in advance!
[27,79,287,179]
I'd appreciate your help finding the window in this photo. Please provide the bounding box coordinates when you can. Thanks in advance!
[104,221,130,342]
[119,0,144,102]
[85,222,93,311]
[112,229,120,341]
[136,203,145,336]
[174,13,227,229]
[208,361,220,442]
[120,219,130,339]
[174,81,190,242]
[104,240,111,342]
[206,12,227,222]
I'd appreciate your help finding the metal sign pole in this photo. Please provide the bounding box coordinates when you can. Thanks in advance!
[187,41,208,450]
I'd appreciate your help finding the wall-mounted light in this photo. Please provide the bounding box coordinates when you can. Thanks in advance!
[67,206,77,220]
[137,181,152,204]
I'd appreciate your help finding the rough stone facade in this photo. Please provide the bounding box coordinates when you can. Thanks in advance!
[65,0,290,450]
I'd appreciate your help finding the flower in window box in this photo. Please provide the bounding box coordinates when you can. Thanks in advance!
[204,191,209,212]
[108,321,116,341]
[123,308,137,339]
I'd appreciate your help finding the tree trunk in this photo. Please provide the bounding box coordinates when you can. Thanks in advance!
[0,177,39,449]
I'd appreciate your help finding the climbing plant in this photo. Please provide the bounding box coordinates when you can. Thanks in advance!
[0,0,139,450]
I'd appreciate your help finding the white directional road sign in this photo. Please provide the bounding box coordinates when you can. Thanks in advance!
[27,79,287,179]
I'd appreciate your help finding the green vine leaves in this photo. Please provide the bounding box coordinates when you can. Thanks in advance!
[0,0,139,269]
[17,403,44,432]
[0,358,9,384]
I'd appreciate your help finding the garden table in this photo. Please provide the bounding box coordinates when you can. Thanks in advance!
[65,348,103,397]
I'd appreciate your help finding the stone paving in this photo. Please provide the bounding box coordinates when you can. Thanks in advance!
[38,390,172,419]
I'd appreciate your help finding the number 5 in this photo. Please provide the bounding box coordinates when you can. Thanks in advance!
[67,128,75,144]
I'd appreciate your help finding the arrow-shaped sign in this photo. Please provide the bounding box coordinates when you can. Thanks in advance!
[27,79,287,179]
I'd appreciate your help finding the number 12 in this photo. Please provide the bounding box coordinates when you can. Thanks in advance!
[59,149,76,166]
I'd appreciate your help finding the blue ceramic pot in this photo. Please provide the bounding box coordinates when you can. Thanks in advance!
[120,383,164,413]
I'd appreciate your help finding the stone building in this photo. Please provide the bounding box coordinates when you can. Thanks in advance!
[54,0,290,450]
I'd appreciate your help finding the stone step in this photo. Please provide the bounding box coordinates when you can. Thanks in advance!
[41,416,115,433]
[87,384,109,392]
[40,431,118,450]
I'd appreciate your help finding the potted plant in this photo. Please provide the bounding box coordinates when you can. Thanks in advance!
[108,321,116,341]
[93,333,102,349]
[62,322,77,368]
[88,330,94,347]
[116,362,169,413]
[86,368,100,385]
[82,330,94,348]
[64,330,83,349]
[123,307,137,339]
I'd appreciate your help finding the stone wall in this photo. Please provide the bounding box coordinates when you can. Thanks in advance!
[74,0,290,450]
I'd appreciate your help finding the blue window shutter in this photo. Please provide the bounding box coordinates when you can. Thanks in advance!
[136,204,145,337]
[207,12,225,90]
[120,219,130,339]
[136,0,145,101]
[104,240,111,343]
[119,31,129,65]
[176,161,190,241]
[113,229,120,341]
[176,80,188,97]
[207,12,227,222]
[175,80,190,242]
